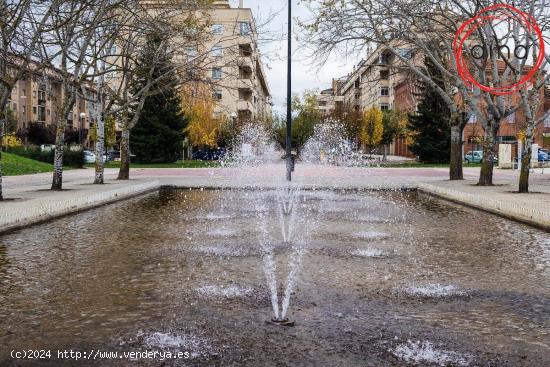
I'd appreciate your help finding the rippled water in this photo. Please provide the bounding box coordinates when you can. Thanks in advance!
[0,189,549,366]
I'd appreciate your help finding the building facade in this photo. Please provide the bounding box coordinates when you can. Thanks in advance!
[318,45,419,157]
[318,43,550,159]
[7,65,98,149]
[179,0,271,123]
[316,78,345,116]
[207,0,271,121]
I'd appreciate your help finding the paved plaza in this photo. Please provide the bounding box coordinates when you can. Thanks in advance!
[1,164,550,233]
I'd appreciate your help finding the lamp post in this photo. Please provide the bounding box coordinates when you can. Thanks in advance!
[79,112,86,147]
[285,0,292,182]
[230,111,238,153]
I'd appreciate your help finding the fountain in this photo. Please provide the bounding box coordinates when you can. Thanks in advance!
[2,1,550,360]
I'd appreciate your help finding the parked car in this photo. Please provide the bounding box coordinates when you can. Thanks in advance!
[465,150,498,164]
[40,144,55,152]
[465,151,482,163]
[106,150,136,162]
[192,148,226,161]
[83,150,96,164]
[106,150,119,162]
[538,150,549,162]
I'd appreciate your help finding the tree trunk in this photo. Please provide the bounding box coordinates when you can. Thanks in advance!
[477,130,496,186]
[518,147,531,193]
[94,111,105,184]
[51,123,66,190]
[449,123,463,180]
[117,128,130,180]
[0,117,4,201]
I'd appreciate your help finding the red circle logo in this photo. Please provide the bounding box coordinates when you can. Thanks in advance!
[453,4,545,95]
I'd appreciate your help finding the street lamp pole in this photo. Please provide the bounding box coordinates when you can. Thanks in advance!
[285,0,292,182]
[79,112,86,147]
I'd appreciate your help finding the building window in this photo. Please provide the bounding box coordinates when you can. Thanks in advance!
[354,93,360,100]
[211,45,223,57]
[212,90,222,100]
[240,22,250,35]
[380,70,389,80]
[33,106,37,114]
[468,114,477,123]
[12,103,17,112]
[380,87,389,96]
[380,103,389,111]
[185,46,198,59]
[212,24,224,34]
[38,106,46,122]
[318,101,327,106]
[379,54,389,64]
[545,114,550,128]
[212,67,222,79]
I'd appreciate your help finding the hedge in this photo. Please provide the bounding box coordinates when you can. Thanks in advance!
[6,146,85,168]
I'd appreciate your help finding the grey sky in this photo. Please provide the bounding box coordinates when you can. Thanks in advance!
[228,0,356,114]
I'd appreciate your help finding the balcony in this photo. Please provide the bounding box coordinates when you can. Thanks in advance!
[237,100,253,112]
[238,56,253,73]
[237,79,254,91]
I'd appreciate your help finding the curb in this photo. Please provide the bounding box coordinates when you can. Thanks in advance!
[0,181,160,235]
[418,182,550,232]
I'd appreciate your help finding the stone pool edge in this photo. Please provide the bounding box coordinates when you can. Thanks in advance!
[418,182,550,232]
[0,180,160,235]
[2,179,549,235]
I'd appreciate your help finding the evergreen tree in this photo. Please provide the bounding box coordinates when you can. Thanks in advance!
[130,33,186,163]
[408,56,451,163]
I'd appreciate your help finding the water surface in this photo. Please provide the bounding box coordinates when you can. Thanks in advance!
[1,189,549,366]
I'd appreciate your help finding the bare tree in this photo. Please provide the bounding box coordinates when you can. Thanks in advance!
[41,0,127,190]
[102,0,212,180]
[0,0,58,200]
[109,0,267,180]
[299,0,550,183]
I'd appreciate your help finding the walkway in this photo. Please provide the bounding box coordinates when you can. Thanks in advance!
[1,164,549,233]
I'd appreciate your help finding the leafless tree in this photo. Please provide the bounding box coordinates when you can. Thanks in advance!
[102,0,212,180]
[40,0,128,190]
[299,0,549,184]
[0,0,58,199]
[109,0,269,180]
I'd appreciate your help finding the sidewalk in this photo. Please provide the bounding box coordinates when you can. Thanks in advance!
[1,169,159,234]
[419,179,550,231]
[1,165,549,233]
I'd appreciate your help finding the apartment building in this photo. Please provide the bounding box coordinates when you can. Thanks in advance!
[204,0,271,122]
[318,45,418,157]
[317,78,345,116]
[6,64,98,148]
[463,86,550,155]
[144,0,272,122]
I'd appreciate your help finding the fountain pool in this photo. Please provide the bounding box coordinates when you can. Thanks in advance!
[0,188,549,366]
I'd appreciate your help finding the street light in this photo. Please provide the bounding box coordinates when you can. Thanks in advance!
[79,112,86,147]
[285,0,292,182]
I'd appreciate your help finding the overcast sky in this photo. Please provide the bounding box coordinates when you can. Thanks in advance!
[228,0,357,114]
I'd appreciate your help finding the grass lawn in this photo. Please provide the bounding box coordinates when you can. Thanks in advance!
[2,152,54,176]
[85,160,220,169]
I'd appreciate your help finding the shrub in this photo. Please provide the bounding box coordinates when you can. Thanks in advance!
[2,134,23,148]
